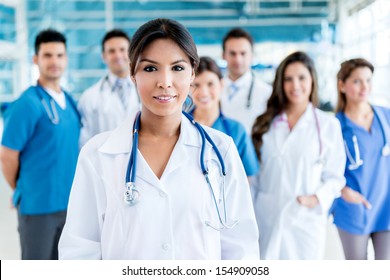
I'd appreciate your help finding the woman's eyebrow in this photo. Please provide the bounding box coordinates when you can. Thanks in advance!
[139,58,189,65]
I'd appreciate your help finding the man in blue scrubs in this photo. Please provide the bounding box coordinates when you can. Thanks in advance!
[0,29,80,259]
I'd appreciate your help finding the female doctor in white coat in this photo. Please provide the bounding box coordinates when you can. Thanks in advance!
[58,18,259,260]
[251,51,346,259]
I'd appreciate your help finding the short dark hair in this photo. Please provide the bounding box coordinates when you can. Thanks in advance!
[222,28,254,52]
[34,29,66,55]
[129,18,199,76]
[197,56,222,80]
[101,29,131,52]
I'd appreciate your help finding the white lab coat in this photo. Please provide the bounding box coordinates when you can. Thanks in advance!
[221,71,272,134]
[59,113,259,260]
[251,104,346,260]
[78,73,140,148]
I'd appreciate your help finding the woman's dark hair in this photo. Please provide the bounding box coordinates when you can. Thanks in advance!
[197,56,222,79]
[252,51,319,161]
[129,18,199,76]
[336,58,374,112]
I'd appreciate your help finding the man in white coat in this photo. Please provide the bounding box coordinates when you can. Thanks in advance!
[78,29,140,147]
[221,28,272,134]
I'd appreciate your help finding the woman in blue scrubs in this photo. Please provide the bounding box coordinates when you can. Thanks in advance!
[333,58,390,259]
[190,56,259,177]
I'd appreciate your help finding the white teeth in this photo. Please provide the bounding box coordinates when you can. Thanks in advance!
[198,98,209,102]
[155,96,174,100]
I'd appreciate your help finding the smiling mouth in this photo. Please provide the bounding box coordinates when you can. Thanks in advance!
[154,96,176,101]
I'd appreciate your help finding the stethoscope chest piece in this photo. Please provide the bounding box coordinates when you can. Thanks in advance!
[124,182,141,206]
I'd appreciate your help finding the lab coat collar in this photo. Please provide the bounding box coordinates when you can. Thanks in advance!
[98,112,201,155]
[274,102,315,129]
[224,71,252,89]
[107,71,132,90]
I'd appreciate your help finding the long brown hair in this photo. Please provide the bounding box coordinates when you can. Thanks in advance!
[252,51,319,161]
[336,58,374,112]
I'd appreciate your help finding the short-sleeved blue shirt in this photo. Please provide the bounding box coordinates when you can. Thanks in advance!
[332,105,390,234]
[189,109,259,176]
[1,85,80,215]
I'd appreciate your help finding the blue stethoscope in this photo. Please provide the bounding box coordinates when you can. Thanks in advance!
[340,108,390,170]
[35,84,79,125]
[123,111,239,230]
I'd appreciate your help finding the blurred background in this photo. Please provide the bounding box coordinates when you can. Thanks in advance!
[1,0,389,259]
[1,0,389,105]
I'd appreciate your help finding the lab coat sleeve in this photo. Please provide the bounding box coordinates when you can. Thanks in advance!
[220,138,260,259]
[315,118,346,214]
[58,146,106,259]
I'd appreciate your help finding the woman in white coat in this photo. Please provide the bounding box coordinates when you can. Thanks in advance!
[58,18,259,260]
[251,51,346,259]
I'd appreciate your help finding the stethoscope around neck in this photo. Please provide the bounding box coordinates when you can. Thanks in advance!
[123,111,239,230]
[100,74,141,103]
[35,84,61,125]
[341,108,390,170]
[228,71,255,109]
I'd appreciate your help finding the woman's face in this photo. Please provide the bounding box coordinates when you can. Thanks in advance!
[339,66,372,105]
[132,38,194,118]
[192,70,222,111]
[283,62,313,107]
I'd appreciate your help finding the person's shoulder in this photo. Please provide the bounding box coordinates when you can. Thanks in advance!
[254,76,272,91]
[224,117,247,136]
[78,79,103,109]
[373,104,390,115]
[314,107,341,129]
[80,80,101,98]
[79,130,112,156]
[12,86,41,109]
[203,125,234,152]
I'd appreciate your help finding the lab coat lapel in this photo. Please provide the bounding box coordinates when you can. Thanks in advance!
[98,113,136,154]
[280,103,313,154]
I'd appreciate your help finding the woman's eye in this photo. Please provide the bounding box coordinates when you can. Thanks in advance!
[173,65,184,71]
[144,66,157,72]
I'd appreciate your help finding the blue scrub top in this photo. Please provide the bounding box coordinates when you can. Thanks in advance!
[1,85,80,215]
[189,109,259,176]
[333,105,390,234]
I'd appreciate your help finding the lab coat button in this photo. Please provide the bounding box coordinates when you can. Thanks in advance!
[159,191,166,198]
[162,243,170,251]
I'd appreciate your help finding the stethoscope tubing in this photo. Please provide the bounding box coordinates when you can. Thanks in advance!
[124,110,236,229]
[340,107,390,170]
